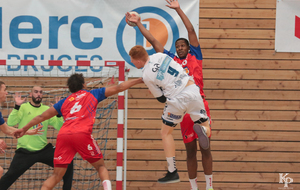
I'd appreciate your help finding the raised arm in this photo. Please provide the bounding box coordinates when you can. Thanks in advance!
[166,0,199,47]
[7,92,27,126]
[105,78,143,97]
[13,107,58,138]
[126,12,164,53]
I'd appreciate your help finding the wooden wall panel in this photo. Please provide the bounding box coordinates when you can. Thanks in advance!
[124,0,300,189]
[1,0,300,190]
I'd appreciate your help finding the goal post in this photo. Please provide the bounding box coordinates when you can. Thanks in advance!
[0,60,126,190]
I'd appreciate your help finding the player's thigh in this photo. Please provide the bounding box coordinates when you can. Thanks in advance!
[74,133,103,163]
[54,134,77,166]
[52,167,68,180]
[186,88,208,122]
[203,98,212,124]
[162,99,184,126]
[161,122,175,137]
[180,114,197,143]
[90,157,105,171]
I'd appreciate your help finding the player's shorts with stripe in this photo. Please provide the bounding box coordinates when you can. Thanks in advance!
[180,98,211,144]
[54,133,103,168]
[162,84,208,126]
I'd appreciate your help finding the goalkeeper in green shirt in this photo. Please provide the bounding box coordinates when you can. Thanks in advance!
[0,86,73,190]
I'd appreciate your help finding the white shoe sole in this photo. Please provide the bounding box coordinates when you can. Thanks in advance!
[193,124,210,150]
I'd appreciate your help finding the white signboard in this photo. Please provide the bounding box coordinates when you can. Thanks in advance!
[0,0,199,77]
[275,0,300,52]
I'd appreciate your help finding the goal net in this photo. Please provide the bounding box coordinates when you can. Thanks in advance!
[0,60,125,190]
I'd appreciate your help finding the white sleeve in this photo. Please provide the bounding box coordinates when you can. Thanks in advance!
[143,75,163,98]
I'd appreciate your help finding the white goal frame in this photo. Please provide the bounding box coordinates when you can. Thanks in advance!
[0,59,125,190]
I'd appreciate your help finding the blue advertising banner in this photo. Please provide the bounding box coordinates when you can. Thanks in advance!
[0,0,199,76]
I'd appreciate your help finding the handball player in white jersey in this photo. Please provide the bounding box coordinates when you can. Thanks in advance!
[129,45,211,182]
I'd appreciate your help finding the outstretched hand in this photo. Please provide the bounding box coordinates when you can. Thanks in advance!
[26,125,44,135]
[125,12,140,25]
[137,77,144,84]
[12,128,26,139]
[50,96,62,106]
[14,92,27,106]
[166,0,180,9]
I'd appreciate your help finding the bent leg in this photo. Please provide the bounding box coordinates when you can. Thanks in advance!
[193,120,211,150]
[90,158,109,181]
[200,139,213,175]
[184,140,198,179]
[39,144,73,190]
[157,123,180,183]
[41,167,67,190]
[180,114,199,189]
[90,158,111,190]
[0,150,36,190]
[62,161,74,190]
[161,123,175,158]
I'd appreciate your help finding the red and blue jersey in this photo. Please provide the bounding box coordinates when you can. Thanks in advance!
[0,111,5,125]
[53,88,106,135]
[163,45,205,97]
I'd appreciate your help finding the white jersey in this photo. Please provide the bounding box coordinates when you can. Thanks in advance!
[142,52,192,99]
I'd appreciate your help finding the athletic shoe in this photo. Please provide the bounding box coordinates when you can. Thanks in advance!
[193,124,210,150]
[208,188,214,190]
[157,169,180,184]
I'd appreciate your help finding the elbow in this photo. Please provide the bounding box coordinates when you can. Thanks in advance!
[117,84,126,93]
[187,28,196,34]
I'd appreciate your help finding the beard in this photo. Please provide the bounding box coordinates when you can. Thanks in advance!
[32,96,42,104]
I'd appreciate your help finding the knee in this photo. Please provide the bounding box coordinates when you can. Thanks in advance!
[186,149,197,160]
[200,148,212,158]
[160,128,171,139]
[53,173,64,183]
[160,129,167,139]
[185,141,197,160]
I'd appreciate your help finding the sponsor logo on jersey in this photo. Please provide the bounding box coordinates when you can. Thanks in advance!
[167,112,182,120]
[183,67,189,75]
[54,156,62,160]
[33,123,43,130]
[69,97,75,101]
[65,116,78,121]
[75,92,86,101]
[185,133,195,139]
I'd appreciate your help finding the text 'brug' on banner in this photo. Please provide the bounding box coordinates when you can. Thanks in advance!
[0,0,199,77]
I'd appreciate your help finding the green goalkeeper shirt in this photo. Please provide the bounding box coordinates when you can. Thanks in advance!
[7,102,64,151]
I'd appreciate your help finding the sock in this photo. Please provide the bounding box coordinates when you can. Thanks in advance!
[205,175,213,190]
[166,156,176,173]
[102,180,111,190]
[189,177,198,190]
